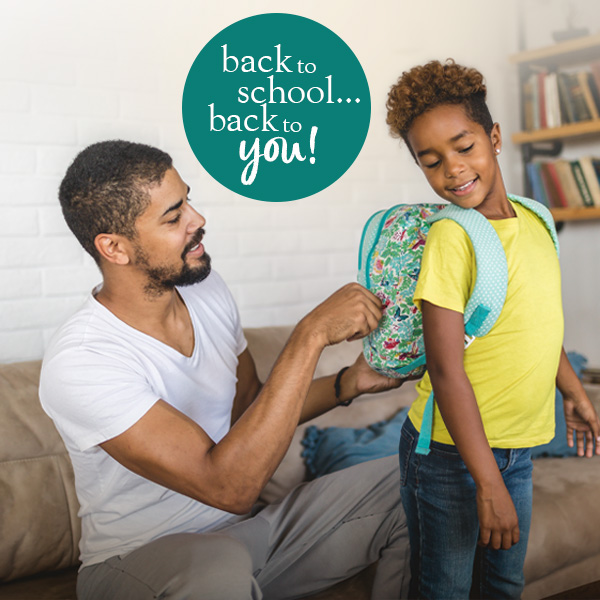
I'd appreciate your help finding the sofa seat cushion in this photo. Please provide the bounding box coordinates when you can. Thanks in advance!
[0,567,77,600]
[0,361,81,583]
[525,454,600,587]
[524,384,600,587]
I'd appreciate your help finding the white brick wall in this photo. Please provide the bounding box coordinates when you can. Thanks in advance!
[1,0,598,365]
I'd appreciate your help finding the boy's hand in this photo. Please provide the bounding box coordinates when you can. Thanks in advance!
[563,391,600,458]
[556,348,600,458]
[476,484,520,550]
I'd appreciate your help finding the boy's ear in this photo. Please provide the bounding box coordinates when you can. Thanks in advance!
[94,233,132,266]
[491,122,502,154]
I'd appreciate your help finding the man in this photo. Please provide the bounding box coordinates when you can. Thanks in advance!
[40,140,409,600]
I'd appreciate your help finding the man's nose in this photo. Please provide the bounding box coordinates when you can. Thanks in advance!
[187,204,206,230]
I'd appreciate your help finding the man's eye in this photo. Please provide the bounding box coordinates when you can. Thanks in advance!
[168,214,181,225]
[459,143,474,153]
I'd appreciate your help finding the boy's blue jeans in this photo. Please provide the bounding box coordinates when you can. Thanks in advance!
[399,417,533,600]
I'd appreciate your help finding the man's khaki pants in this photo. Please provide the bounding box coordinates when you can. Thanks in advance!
[77,455,409,600]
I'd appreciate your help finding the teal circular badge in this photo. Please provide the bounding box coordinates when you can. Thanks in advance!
[182,13,370,202]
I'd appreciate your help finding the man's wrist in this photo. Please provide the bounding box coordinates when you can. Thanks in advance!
[293,317,328,353]
[334,366,355,406]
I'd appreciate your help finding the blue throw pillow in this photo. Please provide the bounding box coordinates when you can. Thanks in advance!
[301,352,590,478]
[301,408,409,479]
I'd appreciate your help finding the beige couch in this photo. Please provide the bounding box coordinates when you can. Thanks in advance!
[1,325,600,599]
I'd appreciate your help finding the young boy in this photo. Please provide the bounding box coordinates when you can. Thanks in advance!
[386,59,600,599]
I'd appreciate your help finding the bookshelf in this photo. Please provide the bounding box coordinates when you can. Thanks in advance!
[547,206,600,221]
[510,33,600,222]
[512,120,600,144]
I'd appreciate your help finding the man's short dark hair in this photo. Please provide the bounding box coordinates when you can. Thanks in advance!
[59,140,173,264]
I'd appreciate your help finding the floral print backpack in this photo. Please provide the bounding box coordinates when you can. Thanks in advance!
[357,195,559,381]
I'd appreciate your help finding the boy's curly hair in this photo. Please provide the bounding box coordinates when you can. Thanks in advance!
[386,59,494,159]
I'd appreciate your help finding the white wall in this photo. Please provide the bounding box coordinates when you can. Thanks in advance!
[0,0,598,364]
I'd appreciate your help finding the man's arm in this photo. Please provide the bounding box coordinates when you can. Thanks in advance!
[556,347,600,457]
[100,283,382,515]
[230,348,262,426]
[421,300,519,551]
[231,344,406,427]
[297,353,406,423]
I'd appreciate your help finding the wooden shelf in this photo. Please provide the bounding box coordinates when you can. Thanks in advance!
[512,119,600,144]
[511,33,600,221]
[510,32,600,67]
[550,206,600,221]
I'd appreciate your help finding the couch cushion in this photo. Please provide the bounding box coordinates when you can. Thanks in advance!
[0,361,81,582]
[524,383,600,593]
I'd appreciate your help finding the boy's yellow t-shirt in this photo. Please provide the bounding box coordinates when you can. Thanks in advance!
[409,200,564,448]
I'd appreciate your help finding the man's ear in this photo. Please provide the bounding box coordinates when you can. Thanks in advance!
[94,233,132,266]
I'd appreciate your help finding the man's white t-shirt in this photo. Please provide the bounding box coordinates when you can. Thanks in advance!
[40,271,247,569]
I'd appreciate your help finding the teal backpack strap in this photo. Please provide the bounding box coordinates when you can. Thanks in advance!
[428,204,509,337]
[415,205,508,456]
[507,194,560,258]
[415,390,436,455]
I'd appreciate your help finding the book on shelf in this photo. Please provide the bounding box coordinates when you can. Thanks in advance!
[553,159,584,206]
[522,67,600,130]
[557,72,576,124]
[575,71,598,121]
[586,73,600,119]
[580,156,600,206]
[538,71,548,129]
[526,162,550,207]
[544,72,561,129]
[527,158,600,208]
[540,162,569,207]
[591,61,600,99]
[523,77,535,131]
[571,160,595,206]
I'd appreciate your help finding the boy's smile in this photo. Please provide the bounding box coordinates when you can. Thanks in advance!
[407,104,512,219]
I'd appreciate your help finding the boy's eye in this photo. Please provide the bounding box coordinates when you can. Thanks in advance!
[424,160,440,169]
[458,143,474,154]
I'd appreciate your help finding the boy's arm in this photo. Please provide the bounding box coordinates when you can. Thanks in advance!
[422,300,520,551]
[556,348,600,457]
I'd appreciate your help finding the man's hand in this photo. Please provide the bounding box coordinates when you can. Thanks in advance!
[297,283,383,349]
[563,392,600,458]
[341,353,407,400]
[476,483,520,550]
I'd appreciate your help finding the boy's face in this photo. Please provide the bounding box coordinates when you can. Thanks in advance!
[407,104,505,216]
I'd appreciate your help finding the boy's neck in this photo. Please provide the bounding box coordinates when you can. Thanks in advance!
[477,200,516,220]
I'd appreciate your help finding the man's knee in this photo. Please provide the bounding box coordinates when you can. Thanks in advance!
[172,534,259,600]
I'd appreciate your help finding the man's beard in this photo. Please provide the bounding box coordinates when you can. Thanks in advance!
[133,229,212,296]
